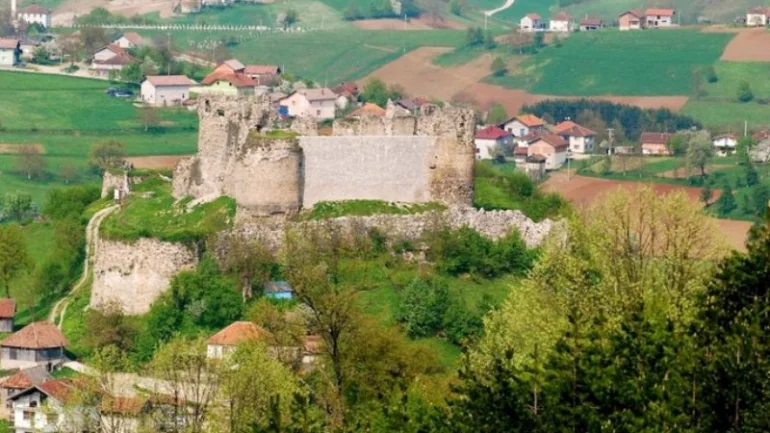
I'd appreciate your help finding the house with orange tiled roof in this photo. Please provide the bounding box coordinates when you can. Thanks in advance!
[641,132,673,156]
[348,102,387,118]
[645,8,676,27]
[206,321,272,359]
[198,70,257,96]
[0,299,15,333]
[0,365,50,418]
[526,133,569,170]
[475,125,513,160]
[550,11,574,32]
[501,114,546,139]
[279,88,338,120]
[9,379,93,433]
[747,6,770,26]
[619,9,646,30]
[90,44,138,77]
[520,13,544,32]
[0,322,68,371]
[554,120,596,154]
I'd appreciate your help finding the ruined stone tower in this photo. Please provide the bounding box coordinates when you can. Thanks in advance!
[173,96,476,214]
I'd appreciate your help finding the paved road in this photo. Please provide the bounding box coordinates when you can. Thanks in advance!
[485,0,515,16]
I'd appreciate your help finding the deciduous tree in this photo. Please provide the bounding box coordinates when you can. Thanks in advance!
[89,140,125,171]
[0,224,31,297]
[16,144,46,180]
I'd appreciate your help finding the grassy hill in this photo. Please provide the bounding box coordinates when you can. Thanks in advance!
[488,29,732,96]
[0,71,197,205]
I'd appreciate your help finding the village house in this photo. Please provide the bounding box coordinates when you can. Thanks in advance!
[279,88,338,119]
[640,132,673,156]
[141,75,197,106]
[474,125,513,160]
[9,379,94,433]
[501,114,546,138]
[100,396,151,433]
[0,322,68,371]
[646,8,676,28]
[526,133,569,170]
[713,134,738,157]
[0,299,15,333]
[555,120,596,155]
[180,0,203,13]
[618,9,645,30]
[580,17,603,30]
[746,6,770,26]
[198,70,257,96]
[550,11,574,32]
[0,366,50,419]
[264,281,293,300]
[90,45,138,77]
[207,321,271,359]
[114,32,146,49]
[301,336,323,371]
[243,64,281,86]
[17,5,51,28]
[333,81,359,101]
[519,13,544,32]
[0,39,21,67]
[348,102,386,118]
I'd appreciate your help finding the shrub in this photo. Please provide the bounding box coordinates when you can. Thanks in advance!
[706,65,718,83]
[431,227,534,278]
[396,277,450,338]
[738,81,754,103]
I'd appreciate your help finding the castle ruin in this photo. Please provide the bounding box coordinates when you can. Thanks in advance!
[172,95,476,215]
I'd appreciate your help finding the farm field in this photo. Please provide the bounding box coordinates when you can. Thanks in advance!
[0,71,197,205]
[682,100,770,129]
[167,1,350,30]
[542,172,752,251]
[702,62,770,99]
[492,30,732,96]
[720,28,770,61]
[352,16,466,30]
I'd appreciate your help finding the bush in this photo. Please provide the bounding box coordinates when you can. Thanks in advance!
[431,226,534,278]
[706,65,718,83]
[396,277,450,338]
[42,186,100,221]
[490,56,506,77]
[738,81,754,103]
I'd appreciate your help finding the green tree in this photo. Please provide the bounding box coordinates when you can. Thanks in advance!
[706,65,718,83]
[120,62,143,83]
[15,144,46,180]
[738,80,754,103]
[449,0,465,15]
[283,9,299,27]
[138,107,160,131]
[343,0,363,20]
[717,186,737,215]
[686,132,714,177]
[666,133,688,156]
[465,27,484,46]
[89,140,125,171]
[220,233,275,299]
[361,78,401,107]
[490,56,506,77]
[84,301,139,354]
[0,224,31,297]
[701,181,713,205]
[486,103,508,125]
[396,277,450,338]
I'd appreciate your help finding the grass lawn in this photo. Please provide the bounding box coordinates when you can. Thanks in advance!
[464,0,557,22]
[297,200,446,220]
[682,100,770,129]
[493,30,732,96]
[168,0,350,30]
[702,62,770,100]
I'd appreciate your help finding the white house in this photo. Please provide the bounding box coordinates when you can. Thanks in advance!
[1,322,68,371]
[141,75,197,106]
[713,134,738,157]
[519,13,543,32]
[91,45,137,77]
[746,6,769,26]
[207,321,271,360]
[550,11,574,32]
[0,39,20,67]
[9,379,95,433]
[474,125,513,160]
[645,8,675,28]
[114,32,145,49]
[555,120,596,155]
[526,133,569,170]
[279,88,338,120]
[17,5,51,28]
[501,114,546,138]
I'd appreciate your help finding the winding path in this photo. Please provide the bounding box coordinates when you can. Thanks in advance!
[484,0,515,16]
[48,205,119,329]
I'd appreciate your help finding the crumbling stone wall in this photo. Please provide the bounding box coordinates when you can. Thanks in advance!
[91,237,199,315]
[101,171,130,199]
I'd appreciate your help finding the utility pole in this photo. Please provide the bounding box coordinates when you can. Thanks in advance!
[744,120,748,138]
[607,127,614,156]
[167,32,171,75]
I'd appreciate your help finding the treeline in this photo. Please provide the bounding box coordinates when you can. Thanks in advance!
[523,99,701,142]
[343,0,420,20]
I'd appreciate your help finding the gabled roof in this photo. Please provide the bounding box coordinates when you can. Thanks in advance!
[333,81,359,98]
[395,97,427,110]
[102,396,148,416]
[11,379,75,404]
[646,8,675,16]
[207,321,271,346]
[525,13,541,20]
[640,132,672,144]
[97,44,127,56]
[506,114,545,128]
[620,9,645,18]
[223,59,245,72]
[551,11,573,21]
[514,146,529,156]
[753,129,770,140]
[244,64,280,75]
[2,366,51,390]
[201,71,257,88]
[714,133,737,140]
[20,4,51,14]
[580,17,603,26]
[145,75,197,86]
[297,88,338,102]
[530,133,569,150]
[1,321,68,349]
[748,5,770,14]
[0,39,19,49]
[555,120,596,137]
[348,103,386,117]
[119,32,144,44]
[0,298,16,319]
[476,125,512,140]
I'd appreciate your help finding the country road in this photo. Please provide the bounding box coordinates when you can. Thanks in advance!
[49,204,119,329]
[485,0,515,16]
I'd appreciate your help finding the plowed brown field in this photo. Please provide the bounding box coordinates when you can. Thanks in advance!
[125,155,189,169]
[542,172,751,251]
[720,28,770,61]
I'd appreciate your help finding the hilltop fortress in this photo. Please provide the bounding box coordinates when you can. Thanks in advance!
[172,95,476,214]
[92,95,558,315]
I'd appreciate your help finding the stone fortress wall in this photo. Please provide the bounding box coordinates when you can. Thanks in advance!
[172,95,476,215]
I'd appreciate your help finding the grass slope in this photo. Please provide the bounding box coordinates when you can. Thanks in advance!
[494,30,732,96]
[168,0,350,30]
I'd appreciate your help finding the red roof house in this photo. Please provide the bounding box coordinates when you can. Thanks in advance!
[207,321,272,359]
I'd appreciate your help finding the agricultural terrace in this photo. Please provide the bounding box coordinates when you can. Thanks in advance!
[491,30,732,96]
[0,71,197,205]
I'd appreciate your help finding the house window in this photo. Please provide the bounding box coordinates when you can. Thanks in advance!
[23,411,33,422]
[30,401,37,408]
[9,348,17,360]
[519,128,525,136]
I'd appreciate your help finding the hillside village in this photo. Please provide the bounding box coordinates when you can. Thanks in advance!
[2,0,770,431]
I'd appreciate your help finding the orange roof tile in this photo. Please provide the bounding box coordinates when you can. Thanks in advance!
[201,71,257,88]
[0,299,16,319]
[348,103,386,117]
[1,321,68,349]
[516,114,545,128]
[646,8,675,16]
[207,321,271,346]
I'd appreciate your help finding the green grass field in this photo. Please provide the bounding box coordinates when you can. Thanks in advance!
[682,100,770,129]
[492,30,732,96]
[702,62,770,100]
[566,0,758,25]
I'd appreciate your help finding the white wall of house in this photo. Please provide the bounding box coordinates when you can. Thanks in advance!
[503,119,533,137]
[550,19,572,32]
[747,13,768,26]
[206,344,234,359]
[520,16,539,31]
[18,13,51,27]
[647,14,673,27]
[0,48,14,66]
[529,141,567,170]
[713,137,738,156]
[93,48,118,63]
[12,392,63,433]
[280,94,336,119]
[474,138,511,160]
[567,135,595,154]
[141,82,191,106]
[114,37,135,49]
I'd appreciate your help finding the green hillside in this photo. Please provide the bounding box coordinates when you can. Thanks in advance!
[489,29,732,96]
